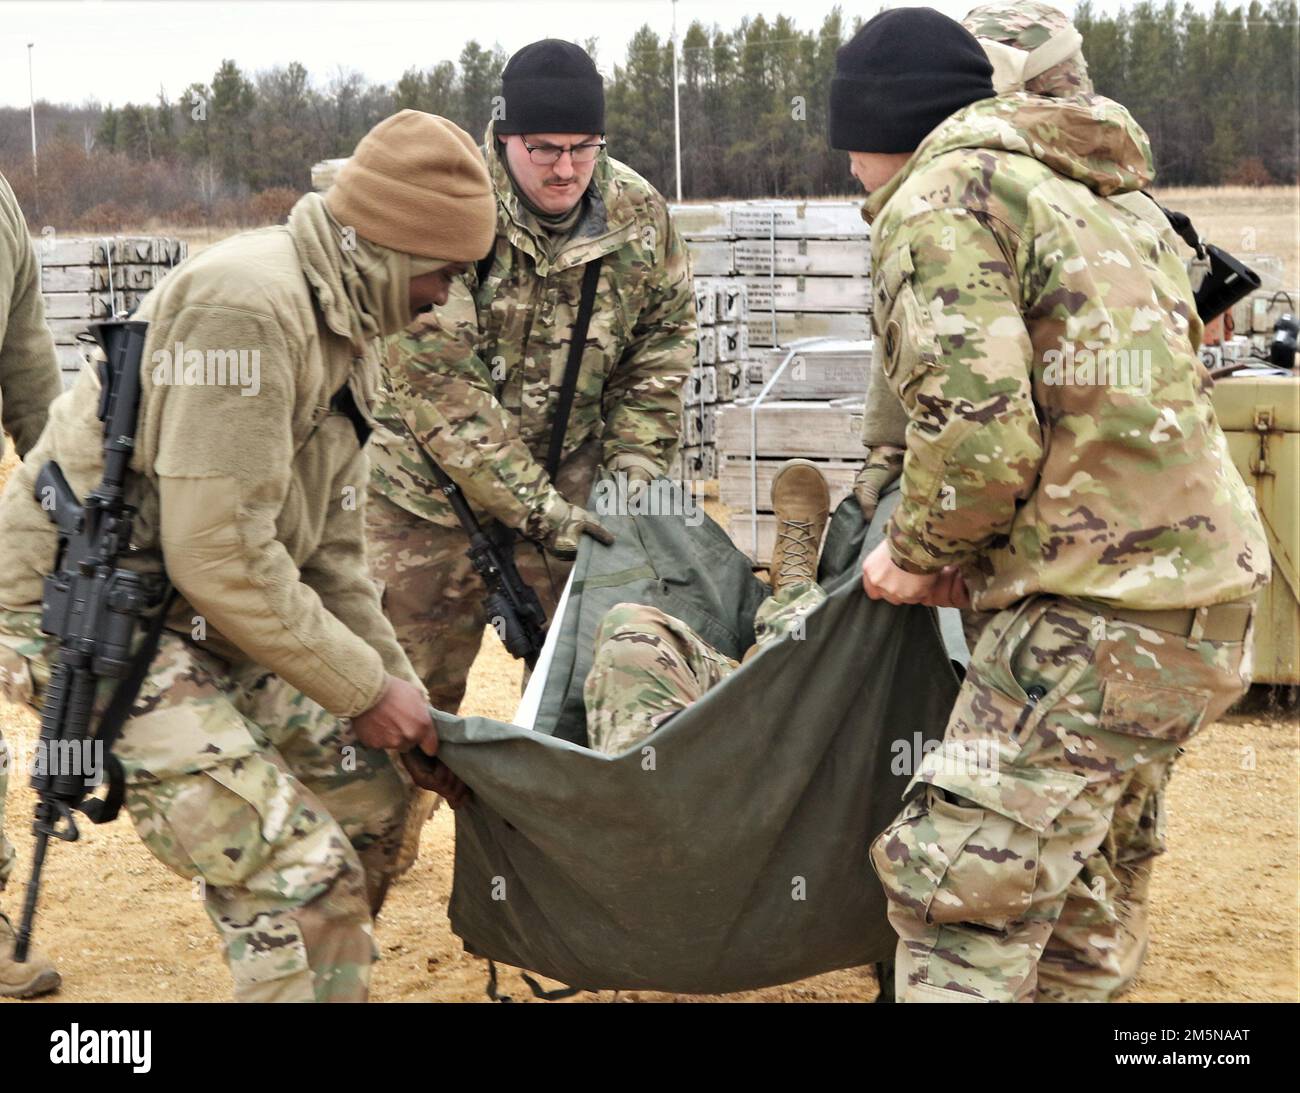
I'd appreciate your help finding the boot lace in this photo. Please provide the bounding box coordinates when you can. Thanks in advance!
[775,519,818,588]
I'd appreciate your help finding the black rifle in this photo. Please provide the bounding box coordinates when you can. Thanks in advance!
[403,429,548,668]
[1159,202,1262,322]
[14,319,169,963]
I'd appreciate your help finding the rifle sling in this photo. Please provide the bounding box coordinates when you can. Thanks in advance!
[1153,198,1206,259]
[545,255,604,481]
[79,588,178,826]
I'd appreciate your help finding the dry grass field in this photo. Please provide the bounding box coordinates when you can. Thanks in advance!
[1,185,1297,1003]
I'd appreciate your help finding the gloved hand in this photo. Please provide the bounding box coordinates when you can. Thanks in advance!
[540,500,616,559]
[605,456,657,505]
[853,446,904,522]
[619,464,655,504]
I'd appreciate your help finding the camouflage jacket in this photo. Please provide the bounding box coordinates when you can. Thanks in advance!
[367,125,694,535]
[0,172,62,461]
[864,93,1270,611]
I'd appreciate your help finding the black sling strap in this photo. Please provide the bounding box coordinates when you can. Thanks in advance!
[331,383,372,448]
[79,587,178,825]
[1155,199,1206,259]
[545,255,604,481]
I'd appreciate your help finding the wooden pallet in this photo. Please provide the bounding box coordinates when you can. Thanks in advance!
[42,291,146,320]
[670,203,732,239]
[740,275,871,314]
[311,158,347,192]
[733,238,871,277]
[685,239,733,276]
[715,399,865,460]
[39,264,172,292]
[671,199,871,242]
[745,312,872,347]
[37,236,185,266]
[749,340,872,399]
[729,201,869,240]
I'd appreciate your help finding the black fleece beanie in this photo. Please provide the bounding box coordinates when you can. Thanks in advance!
[496,39,605,136]
[829,8,995,153]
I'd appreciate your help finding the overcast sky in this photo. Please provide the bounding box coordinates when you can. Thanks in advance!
[2,0,1223,110]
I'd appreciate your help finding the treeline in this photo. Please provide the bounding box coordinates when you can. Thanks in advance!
[0,1,1295,230]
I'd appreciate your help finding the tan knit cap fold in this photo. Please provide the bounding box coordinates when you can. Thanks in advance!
[325,110,496,261]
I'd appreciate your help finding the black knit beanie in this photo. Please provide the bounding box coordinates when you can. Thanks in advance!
[496,39,605,135]
[829,8,995,153]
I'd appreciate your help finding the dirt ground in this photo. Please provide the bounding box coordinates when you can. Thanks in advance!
[2,185,1299,1002]
[0,613,1296,1004]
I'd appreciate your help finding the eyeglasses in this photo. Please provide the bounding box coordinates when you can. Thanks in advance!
[520,137,606,166]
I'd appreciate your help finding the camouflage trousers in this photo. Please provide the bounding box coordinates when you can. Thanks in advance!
[365,491,569,710]
[584,581,827,755]
[870,593,1254,1003]
[0,608,409,1002]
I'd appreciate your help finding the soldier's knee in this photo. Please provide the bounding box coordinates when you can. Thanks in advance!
[594,602,675,650]
[130,760,367,916]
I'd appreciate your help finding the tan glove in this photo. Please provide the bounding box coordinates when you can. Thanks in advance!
[540,499,616,559]
[605,454,657,505]
[853,446,905,522]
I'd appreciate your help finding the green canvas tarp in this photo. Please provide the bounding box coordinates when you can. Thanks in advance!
[433,485,964,994]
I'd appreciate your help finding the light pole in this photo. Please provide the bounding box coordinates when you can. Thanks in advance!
[671,0,682,202]
[27,43,38,171]
[27,42,40,216]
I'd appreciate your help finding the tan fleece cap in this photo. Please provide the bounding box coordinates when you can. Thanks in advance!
[325,110,496,261]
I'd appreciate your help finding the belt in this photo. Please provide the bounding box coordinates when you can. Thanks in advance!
[1089,599,1256,643]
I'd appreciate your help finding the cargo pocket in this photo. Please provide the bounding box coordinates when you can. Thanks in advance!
[225,915,314,1001]
[1100,679,1212,743]
[873,763,1089,931]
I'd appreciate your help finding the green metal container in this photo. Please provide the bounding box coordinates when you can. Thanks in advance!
[1212,376,1299,684]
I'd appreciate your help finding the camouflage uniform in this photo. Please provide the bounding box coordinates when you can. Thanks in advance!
[863,92,1269,1001]
[366,124,694,705]
[0,608,405,1001]
[0,193,428,1001]
[585,582,826,756]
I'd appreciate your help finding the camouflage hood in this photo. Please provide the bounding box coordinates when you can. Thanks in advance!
[867,92,1154,222]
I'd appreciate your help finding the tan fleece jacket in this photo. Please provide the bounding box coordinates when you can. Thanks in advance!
[0,172,62,460]
[0,194,421,717]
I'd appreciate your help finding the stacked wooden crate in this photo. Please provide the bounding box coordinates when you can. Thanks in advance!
[39,236,188,386]
[672,272,749,481]
[672,200,875,562]
[715,343,874,562]
[673,200,872,343]
[311,158,348,192]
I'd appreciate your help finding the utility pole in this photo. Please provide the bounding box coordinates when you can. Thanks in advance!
[671,0,682,202]
[28,42,40,216]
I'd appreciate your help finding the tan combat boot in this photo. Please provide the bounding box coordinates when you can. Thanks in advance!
[0,912,62,998]
[768,459,831,593]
